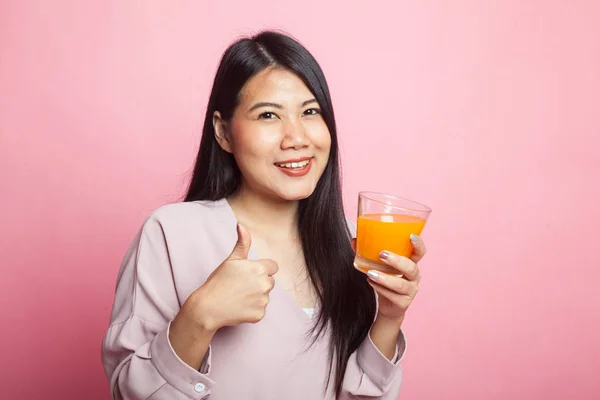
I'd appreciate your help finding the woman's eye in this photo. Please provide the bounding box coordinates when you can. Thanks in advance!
[258,112,277,120]
[303,108,321,116]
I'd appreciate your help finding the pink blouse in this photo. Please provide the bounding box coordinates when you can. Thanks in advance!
[101,199,406,399]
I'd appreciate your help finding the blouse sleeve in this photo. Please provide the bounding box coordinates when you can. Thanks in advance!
[340,330,407,398]
[101,214,215,399]
[340,217,407,398]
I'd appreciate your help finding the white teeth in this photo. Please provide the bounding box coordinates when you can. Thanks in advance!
[276,160,310,169]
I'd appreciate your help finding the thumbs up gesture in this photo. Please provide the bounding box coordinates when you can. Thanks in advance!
[186,223,279,331]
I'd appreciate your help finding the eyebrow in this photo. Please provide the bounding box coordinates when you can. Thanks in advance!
[248,98,318,112]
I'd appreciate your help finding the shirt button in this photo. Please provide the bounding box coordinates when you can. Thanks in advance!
[194,383,206,393]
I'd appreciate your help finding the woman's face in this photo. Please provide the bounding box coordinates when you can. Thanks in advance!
[214,68,332,202]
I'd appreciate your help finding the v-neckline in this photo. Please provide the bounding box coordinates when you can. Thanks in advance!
[214,198,319,322]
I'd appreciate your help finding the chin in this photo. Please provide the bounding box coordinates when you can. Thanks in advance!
[274,185,317,201]
[277,191,313,201]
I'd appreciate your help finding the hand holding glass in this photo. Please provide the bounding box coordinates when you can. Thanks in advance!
[353,192,431,275]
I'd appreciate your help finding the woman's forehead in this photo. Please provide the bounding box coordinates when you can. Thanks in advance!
[238,68,314,107]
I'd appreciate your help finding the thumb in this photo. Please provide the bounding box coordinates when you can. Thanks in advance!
[228,223,251,260]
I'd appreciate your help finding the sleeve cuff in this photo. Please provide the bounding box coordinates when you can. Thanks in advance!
[149,322,215,399]
[357,329,407,387]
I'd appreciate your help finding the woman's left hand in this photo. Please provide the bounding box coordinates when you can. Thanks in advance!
[364,235,427,323]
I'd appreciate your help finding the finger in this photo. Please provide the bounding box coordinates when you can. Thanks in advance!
[267,276,275,292]
[367,280,412,310]
[350,238,356,253]
[366,270,417,297]
[261,276,276,294]
[379,251,420,281]
[260,259,279,276]
[409,234,427,263]
[228,223,251,260]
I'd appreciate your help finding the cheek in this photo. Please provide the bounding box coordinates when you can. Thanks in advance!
[324,133,332,153]
[230,122,275,159]
[310,125,332,154]
[230,121,253,150]
[317,130,332,174]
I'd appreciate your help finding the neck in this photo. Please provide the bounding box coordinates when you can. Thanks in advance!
[226,185,299,241]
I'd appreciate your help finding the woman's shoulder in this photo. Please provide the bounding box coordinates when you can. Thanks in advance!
[137,199,237,260]
[142,199,235,234]
[120,200,237,302]
[151,199,229,220]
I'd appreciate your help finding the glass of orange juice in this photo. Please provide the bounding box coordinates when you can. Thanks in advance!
[353,192,431,275]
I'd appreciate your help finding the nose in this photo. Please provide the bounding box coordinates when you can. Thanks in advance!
[280,119,309,150]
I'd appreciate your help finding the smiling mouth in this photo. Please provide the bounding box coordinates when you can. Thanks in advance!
[274,159,311,169]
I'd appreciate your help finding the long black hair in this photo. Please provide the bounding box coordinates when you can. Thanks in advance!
[184,30,377,396]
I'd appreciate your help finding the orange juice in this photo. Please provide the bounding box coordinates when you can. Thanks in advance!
[355,213,426,273]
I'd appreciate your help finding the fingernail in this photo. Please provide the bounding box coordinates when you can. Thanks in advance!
[367,270,379,279]
[379,251,389,260]
[410,234,419,244]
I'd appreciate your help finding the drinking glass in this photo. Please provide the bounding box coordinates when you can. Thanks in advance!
[353,192,432,275]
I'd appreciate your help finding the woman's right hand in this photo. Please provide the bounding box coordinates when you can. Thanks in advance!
[169,223,278,369]
[191,223,278,330]
[180,223,278,332]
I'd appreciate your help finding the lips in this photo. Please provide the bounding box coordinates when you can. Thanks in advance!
[274,157,313,177]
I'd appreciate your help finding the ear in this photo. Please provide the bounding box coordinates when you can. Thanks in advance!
[213,111,233,153]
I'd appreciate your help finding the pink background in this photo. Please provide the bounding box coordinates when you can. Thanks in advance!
[1,1,599,399]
